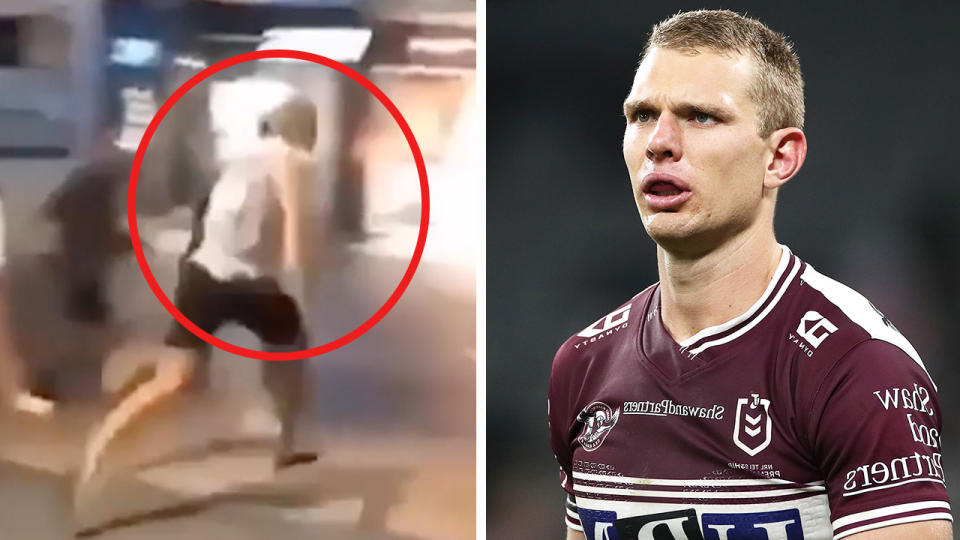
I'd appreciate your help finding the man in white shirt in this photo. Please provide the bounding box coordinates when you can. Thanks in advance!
[79,93,319,485]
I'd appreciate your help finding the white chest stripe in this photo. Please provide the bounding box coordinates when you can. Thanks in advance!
[689,255,800,355]
[678,245,793,349]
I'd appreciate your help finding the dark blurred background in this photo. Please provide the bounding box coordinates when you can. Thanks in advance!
[488,1,960,538]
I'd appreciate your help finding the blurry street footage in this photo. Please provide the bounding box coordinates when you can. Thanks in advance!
[0,1,476,538]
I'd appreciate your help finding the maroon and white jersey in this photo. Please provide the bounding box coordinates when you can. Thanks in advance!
[548,246,951,540]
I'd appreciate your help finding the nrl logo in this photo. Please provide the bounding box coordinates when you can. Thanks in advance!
[577,402,621,452]
[733,394,772,456]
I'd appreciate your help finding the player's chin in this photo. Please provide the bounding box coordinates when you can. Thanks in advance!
[642,215,698,249]
[642,211,686,233]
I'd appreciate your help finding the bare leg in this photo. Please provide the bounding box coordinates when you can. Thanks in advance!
[79,347,196,485]
[0,275,53,417]
[262,332,314,469]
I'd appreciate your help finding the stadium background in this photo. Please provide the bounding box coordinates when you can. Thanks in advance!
[487,1,960,537]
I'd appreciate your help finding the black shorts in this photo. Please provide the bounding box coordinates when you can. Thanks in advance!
[164,261,305,351]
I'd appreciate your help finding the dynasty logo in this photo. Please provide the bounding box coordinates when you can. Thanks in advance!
[576,305,632,349]
[795,311,837,349]
[577,402,621,452]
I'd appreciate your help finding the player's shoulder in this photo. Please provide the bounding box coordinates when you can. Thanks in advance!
[552,283,656,372]
[786,256,934,387]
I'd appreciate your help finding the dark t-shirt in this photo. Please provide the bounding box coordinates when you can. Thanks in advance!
[46,158,129,257]
[548,246,951,540]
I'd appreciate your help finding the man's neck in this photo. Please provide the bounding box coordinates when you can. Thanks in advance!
[656,226,783,344]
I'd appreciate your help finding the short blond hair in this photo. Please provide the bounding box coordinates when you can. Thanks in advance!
[260,95,317,152]
[643,9,804,138]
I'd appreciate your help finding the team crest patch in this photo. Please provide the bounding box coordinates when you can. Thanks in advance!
[577,402,621,452]
[733,394,772,456]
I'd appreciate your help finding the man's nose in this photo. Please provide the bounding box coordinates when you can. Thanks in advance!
[645,114,682,161]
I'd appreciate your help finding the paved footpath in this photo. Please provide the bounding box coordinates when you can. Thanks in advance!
[0,402,473,539]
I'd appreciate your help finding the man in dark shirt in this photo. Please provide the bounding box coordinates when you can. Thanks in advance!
[44,130,130,324]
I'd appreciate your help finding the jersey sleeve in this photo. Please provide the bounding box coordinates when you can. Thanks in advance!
[807,339,951,538]
[548,342,583,533]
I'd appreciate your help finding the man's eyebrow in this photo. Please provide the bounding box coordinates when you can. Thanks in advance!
[623,98,654,118]
[623,98,735,120]
[674,102,735,120]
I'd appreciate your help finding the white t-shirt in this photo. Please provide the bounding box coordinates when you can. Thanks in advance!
[188,140,287,281]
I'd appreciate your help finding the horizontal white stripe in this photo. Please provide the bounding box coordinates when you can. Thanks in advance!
[573,495,832,523]
[565,516,584,532]
[574,483,824,499]
[834,512,953,539]
[572,471,823,488]
[370,64,475,77]
[843,477,945,496]
[833,500,951,529]
[678,245,791,348]
[408,37,476,55]
[566,507,579,519]
[690,254,799,355]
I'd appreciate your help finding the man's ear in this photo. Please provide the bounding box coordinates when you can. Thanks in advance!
[763,127,806,190]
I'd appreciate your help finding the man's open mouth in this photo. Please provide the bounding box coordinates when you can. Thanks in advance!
[640,174,693,210]
[646,181,685,197]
